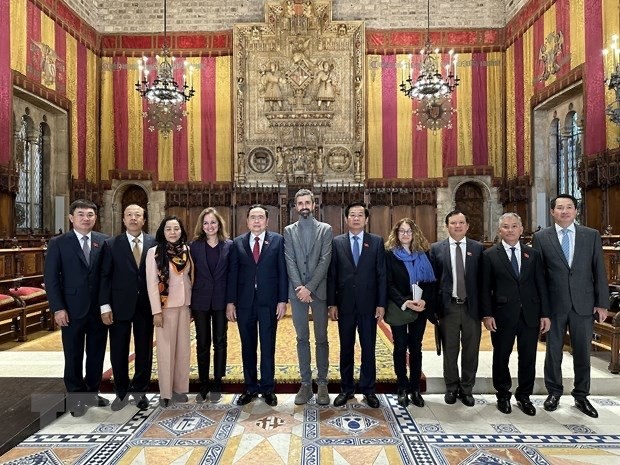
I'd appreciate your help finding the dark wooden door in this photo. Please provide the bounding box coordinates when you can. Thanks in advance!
[454,182,484,241]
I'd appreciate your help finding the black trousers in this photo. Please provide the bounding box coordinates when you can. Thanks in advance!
[491,312,539,400]
[337,312,377,395]
[109,309,154,398]
[61,311,108,394]
[236,303,278,394]
[391,314,427,391]
[192,308,228,389]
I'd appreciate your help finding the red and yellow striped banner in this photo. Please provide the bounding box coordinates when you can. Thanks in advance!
[9,0,98,181]
[101,55,232,182]
[366,52,504,180]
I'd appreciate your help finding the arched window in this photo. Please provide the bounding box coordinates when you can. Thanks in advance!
[14,108,44,233]
[556,108,582,220]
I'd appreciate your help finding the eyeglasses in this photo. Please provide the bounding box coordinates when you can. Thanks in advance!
[398,229,413,235]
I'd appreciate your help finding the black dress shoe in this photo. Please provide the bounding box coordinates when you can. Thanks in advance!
[364,393,380,408]
[111,395,128,411]
[262,392,278,406]
[397,389,409,407]
[460,393,475,407]
[236,392,258,406]
[544,394,560,412]
[497,399,512,414]
[134,394,149,410]
[195,391,208,403]
[70,401,87,417]
[333,392,354,407]
[159,398,170,408]
[516,398,536,416]
[410,391,425,408]
[444,391,457,404]
[575,398,598,418]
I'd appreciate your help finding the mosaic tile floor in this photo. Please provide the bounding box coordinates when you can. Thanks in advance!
[2,393,620,465]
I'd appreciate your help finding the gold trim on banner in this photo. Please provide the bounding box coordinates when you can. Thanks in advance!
[457,53,473,166]
[215,56,232,182]
[100,57,115,181]
[127,57,144,172]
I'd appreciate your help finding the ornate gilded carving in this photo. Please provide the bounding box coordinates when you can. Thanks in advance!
[233,0,365,186]
[32,41,61,87]
[537,32,564,83]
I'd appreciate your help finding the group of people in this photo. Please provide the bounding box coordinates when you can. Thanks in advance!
[43,192,609,419]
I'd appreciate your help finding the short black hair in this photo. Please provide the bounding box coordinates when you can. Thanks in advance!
[247,204,269,219]
[344,201,369,218]
[69,199,97,215]
[445,210,469,226]
[550,194,577,209]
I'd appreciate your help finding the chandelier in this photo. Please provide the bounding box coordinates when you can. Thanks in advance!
[135,0,195,136]
[399,0,459,100]
[604,35,620,126]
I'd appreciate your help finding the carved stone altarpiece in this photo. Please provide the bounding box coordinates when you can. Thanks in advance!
[233,0,365,186]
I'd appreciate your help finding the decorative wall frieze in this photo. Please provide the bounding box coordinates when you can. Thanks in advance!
[233,0,364,187]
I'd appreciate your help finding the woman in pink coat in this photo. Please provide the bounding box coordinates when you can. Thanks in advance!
[146,216,194,407]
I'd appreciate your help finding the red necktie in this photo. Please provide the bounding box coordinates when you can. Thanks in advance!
[253,236,260,263]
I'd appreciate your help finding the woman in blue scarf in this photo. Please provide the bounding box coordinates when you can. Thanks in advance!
[385,218,437,407]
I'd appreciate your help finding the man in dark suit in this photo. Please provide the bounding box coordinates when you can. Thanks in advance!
[99,204,155,411]
[429,210,484,407]
[226,204,288,407]
[532,194,609,418]
[284,189,333,406]
[481,212,551,416]
[327,202,386,408]
[44,199,110,417]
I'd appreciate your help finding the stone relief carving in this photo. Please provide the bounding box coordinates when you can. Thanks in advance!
[233,0,365,186]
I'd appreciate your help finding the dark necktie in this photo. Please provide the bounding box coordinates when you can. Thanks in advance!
[82,236,90,265]
[253,236,260,263]
[455,241,466,299]
[352,235,360,266]
[510,246,519,277]
[133,237,142,266]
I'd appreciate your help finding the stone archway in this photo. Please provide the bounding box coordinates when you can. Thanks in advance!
[101,180,165,236]
[436,175,501,242]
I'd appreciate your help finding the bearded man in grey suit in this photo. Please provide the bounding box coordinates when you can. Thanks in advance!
[284,189,333,405]
[532,193,609,418]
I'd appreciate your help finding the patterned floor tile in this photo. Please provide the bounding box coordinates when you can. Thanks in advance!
[3,394,620,465]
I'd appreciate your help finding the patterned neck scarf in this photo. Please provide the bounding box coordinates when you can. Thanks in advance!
[154,240,192,306]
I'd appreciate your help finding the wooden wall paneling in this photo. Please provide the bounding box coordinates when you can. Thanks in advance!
[214,206,232,239]
[414,205,437,243]
[584,188,603,233]
[0,194,14,237]
[608,186,620,234]
[235,206,250,238]
[187,207,204,239]
[391,205,414,226]
[369,205,390,240]
[265,205,280,234]
[323,205,343,236]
